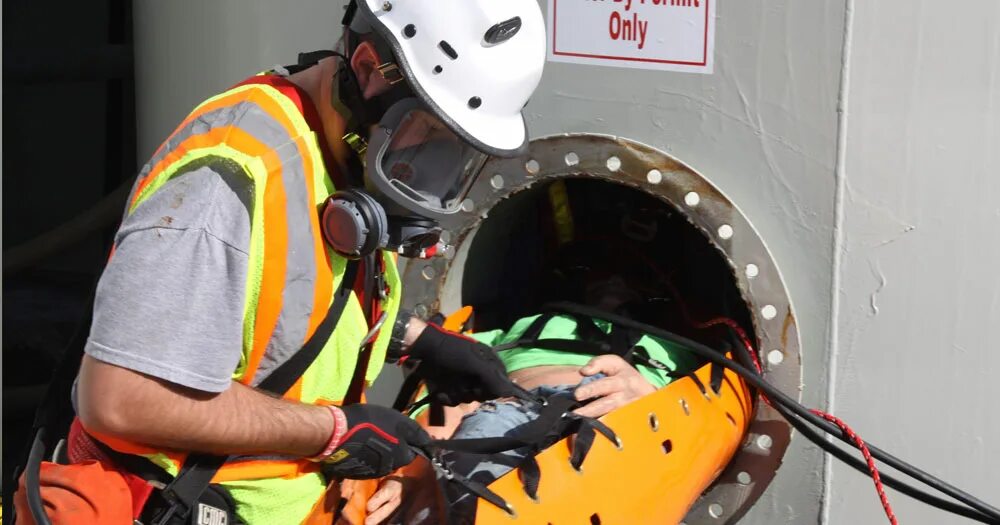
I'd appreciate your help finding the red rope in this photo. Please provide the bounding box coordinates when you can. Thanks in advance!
[657,275,898,523]
[692,316,763,374]
[811,410,899,525]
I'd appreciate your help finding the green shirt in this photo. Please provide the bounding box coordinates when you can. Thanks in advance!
[472,314,700,388]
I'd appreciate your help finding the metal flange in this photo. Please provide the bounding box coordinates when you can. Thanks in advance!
[400,133,802,523]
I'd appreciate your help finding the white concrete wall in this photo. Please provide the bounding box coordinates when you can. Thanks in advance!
[133,0,344,160]
[828,1,1000,523]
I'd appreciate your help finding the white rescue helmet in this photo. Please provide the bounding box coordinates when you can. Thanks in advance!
[352,0,546,157]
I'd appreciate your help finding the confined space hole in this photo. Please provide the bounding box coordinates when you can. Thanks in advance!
[708,503,724,519]
[761,304,778,320]
[684,191,701,207]
[737,471,752,485]
[679,398,690,415]
[438,40,459,60]
[606,156,622,172]
[767,349,785,366]
[421,265,436,280]
[490,174,505,190]
[525,159,540,175]
[590,514,601,525]
[646,169,663,184]
[745,263,760,279]
[433,65,443,75]
[402,24,417,38]
[564,152,580,166]
[725,412,737,427]
[461,199,475,213]
[661,439,673,454]
[718,224,734,240]
[648,412,659,431]
[468,96,482,109]
[756,434,773,450]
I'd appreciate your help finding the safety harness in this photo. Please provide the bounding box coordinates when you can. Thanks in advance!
[20,259,373,525]
[395,302,722,517]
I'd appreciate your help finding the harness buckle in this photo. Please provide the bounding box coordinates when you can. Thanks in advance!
[342,132,368,160]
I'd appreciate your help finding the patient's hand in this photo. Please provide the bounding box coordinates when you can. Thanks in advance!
[365,476,403,524]
[572,355,656,418]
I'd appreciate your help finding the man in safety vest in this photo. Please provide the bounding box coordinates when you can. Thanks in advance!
[59,1,548,524]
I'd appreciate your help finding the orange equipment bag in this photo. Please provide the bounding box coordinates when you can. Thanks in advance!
[14,460,135,525]
[14,420,156,525]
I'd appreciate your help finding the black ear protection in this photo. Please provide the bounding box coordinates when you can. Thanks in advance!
[321,189,389,260]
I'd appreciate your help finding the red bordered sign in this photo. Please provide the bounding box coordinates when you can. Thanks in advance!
[547,0,716,74]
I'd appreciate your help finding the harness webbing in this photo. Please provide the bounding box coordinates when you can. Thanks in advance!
[142,260,361,524]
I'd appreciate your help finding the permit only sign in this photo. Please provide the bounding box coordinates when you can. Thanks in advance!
[547,0,716,74]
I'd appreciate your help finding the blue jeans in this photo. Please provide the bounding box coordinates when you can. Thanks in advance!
[443,374,606,521]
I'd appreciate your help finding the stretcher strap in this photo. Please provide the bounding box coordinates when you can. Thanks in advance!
[419,394,620,515]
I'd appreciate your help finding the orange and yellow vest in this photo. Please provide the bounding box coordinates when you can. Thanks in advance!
[99,74,402,524]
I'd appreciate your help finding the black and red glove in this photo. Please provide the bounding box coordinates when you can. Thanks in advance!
[408,324,526,405]
[322,404,430,480]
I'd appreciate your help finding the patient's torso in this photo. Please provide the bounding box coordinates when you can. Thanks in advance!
[508,365,585,391]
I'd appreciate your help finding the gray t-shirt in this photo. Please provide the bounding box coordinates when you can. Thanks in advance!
[85,165,253,392]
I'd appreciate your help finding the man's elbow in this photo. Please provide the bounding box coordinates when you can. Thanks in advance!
[76,355,146,438]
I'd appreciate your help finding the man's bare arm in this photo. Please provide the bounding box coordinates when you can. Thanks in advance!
[77,355,332,457]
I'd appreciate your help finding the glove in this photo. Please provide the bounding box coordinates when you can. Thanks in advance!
[323,404,430,480]
[408,324,526,405]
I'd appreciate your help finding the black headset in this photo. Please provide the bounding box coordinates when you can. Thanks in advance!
[321,189,390,260]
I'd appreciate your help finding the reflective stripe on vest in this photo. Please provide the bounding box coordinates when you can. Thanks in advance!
[107,77,401,494]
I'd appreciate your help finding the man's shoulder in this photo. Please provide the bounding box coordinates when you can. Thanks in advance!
[190,78,307,140]
[132,76,311,205]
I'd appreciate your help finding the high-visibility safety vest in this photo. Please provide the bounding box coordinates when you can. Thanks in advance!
[96,74,402,524]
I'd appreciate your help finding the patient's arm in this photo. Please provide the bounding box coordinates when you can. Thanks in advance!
[572,355,656,418]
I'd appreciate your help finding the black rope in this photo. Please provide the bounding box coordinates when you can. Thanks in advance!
[543,302,1000,523]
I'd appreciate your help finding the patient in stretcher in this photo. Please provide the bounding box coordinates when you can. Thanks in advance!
[375,237,711,524]
[426,271,702,523]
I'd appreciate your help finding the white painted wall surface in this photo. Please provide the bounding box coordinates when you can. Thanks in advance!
[133,0,344,160]
[828,1,1000,523]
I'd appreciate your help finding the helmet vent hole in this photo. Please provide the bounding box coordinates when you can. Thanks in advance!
[438,40,459,60]
[403,24,417,38]
[468,96,482,109]
[433,65,443,75]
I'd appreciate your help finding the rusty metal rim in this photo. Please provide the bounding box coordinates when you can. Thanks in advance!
[400,133,802,524]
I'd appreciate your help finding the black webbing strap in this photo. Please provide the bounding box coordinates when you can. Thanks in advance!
[493,309,648,367]
[424,394,619,515]
[150,260,360,524]
[709,343,729,395]
[519,456,542,501]
[344,252,381,406]
[491,313,555,352]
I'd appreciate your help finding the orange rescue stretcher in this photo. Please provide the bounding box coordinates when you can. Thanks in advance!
[467,355,753,524]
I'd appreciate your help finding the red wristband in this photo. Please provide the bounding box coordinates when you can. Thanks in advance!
[309,405,348,462]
